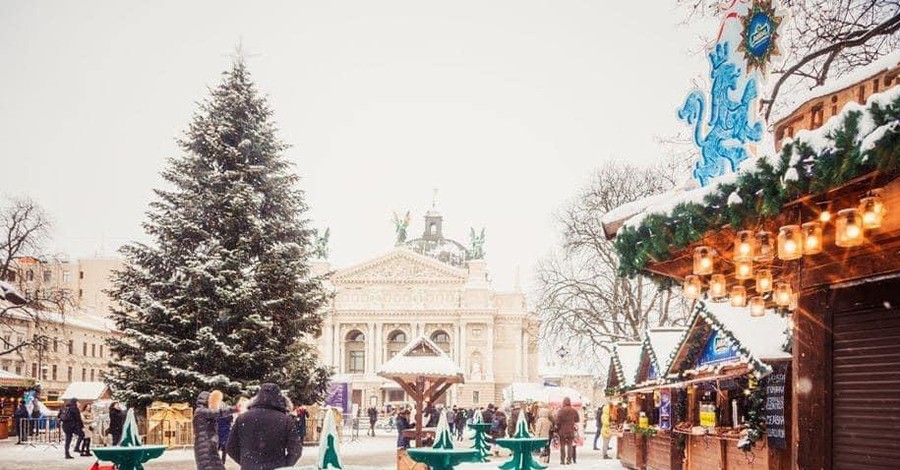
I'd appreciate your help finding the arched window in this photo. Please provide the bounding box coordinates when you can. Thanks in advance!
[430,223,437,234]
[430,330,451,353]
[387,330,408,359]
[345,330,366,373]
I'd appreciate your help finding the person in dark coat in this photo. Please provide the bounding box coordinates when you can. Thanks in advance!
[13,403,29,444]
[555,397,580,465]
[367,406,378,436]
[106,402,126,446]
[226,383,302,470]
[217,413,233,464]
[395,409,412,449]
[61,399,85,459]
[193,391,237,470]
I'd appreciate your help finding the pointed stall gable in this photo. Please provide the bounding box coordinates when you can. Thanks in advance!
[666,301,791,379]
[332,248,467,285]
[608,342,643,392]
[377,335,465,382]
[635,327,687,386]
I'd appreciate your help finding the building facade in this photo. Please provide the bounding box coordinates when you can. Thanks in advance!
[1,256,123,400]
[315,211,540,409]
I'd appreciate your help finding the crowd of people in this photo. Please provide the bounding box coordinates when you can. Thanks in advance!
[385,397,611,466]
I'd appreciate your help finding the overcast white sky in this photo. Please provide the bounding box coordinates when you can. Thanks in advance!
[0,1,711,294]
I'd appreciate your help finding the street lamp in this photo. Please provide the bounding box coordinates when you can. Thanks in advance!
[556,346,569,360]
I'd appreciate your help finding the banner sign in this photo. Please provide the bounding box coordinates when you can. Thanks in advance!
[324,382,350,414]
[763,362,788,449]
[698,330,740,367]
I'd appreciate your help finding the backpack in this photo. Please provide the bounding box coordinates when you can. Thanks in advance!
[58,407,71,423]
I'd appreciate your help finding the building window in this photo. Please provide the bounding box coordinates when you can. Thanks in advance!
[345,330,366,373]
[31,363,37,378]
[43,270,52,283]
[387,390,405,402]
[91,344,96,357]
[51,365,57,381]
[100,345,104,358]
[858,84,866,103]
[78,289,83,299]
[63,271,71,283]
[387,330,407,359]
[82,368,86,381]
[15,363,22,375]
[885,75,894,87]
[90,369,95,381]
[430,330,451,353]
[83,343,87,356]
[473,391,480,404]
[67,366,72,382]
[810,104,824,128]
[873,78,880,93]
[53,339,58,352]
[26,270,34,282]
[68,340,73,354]
[79,271,84,280]
[5,271,15,282]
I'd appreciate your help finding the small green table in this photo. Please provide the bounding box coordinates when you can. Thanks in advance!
[494,438,548,470]
[406,447,482,470]
[92,445,167,470]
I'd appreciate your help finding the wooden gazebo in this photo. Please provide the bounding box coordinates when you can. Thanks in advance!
[377,335,464,447]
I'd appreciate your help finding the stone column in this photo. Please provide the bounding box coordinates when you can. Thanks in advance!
[374,323,383,371]
[368,322,376,375]
[323,320,334,366]
[487,322,495,382]
[335,324,343,373]
[459,321,468,377]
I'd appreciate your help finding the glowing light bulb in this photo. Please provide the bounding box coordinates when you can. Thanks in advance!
[739,243,750,255]
[846,224,860,239]
[805,235,819,250]
[820,210,831,223]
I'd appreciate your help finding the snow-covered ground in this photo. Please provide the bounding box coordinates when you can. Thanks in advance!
[0,430,625,470]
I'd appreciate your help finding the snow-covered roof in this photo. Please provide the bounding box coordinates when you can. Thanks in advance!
[645,327,688,375]
[61,382,111,401]
[0,301,116,333]
[611,342,643,388]
[604,84,900,242]
[377,335,465,382]
[702,302,791,363]
[773,50,900,124]
[0,281,27,305]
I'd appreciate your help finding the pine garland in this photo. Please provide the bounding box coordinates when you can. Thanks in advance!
[738,380,766,452]
[615,90,900,278]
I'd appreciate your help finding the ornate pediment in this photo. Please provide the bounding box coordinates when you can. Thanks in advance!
[332,249,467,285]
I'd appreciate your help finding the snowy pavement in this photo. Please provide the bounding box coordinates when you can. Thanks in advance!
[0,432,625,470]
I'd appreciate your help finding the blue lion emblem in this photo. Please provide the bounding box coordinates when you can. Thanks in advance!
[678,42,763,186]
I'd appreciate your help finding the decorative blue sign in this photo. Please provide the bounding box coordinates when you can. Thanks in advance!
[697,330,740,367]
[659,389,672,431]
[739,1,783,74]
[648,361,657,381]
[678,42,764,186]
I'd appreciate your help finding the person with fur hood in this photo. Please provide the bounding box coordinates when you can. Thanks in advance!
[227,383,302,470]
[193,390,238,470]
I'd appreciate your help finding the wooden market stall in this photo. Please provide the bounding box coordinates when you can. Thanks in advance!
[605,341,643,470]
[377,335,464,448]
[662,302,791,470]
[0,370,36,440]
[627,327,687,470]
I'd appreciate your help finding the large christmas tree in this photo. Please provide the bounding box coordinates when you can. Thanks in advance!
[107,58,330,408]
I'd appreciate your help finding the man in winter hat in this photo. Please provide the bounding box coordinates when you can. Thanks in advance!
[227,383,302,470]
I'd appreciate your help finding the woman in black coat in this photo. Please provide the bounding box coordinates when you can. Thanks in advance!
[226,383,302,470]
[61,399,85,459]
[106,402,126,446]
[193,391,237,470]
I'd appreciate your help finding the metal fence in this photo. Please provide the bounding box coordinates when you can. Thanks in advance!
[14,418,62,447]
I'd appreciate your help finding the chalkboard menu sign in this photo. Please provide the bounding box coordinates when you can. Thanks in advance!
[764,362,788,449]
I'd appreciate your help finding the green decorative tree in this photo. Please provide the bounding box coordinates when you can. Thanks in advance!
[433,410,454,449]
[106,58,330,408]
[513,408,531,438]
[318,407,344,469]
[469,412,491,460]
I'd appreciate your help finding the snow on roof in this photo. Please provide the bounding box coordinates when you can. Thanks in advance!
[700,302,792,363]
[0,369,25,379]
[61,382,110,401]
[377,335,465,382]
[612,342,643,387]
[0,281,27,305]
[0,301,116,333]
[645,327,688,373]
[605,84,900,239]
[773,50,900,124]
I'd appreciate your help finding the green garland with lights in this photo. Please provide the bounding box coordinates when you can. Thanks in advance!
[629,424,659,437]
[615,91,900,278]
[738,380,767,452]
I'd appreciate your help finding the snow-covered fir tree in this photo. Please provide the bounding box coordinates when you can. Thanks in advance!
[107,58,330,408]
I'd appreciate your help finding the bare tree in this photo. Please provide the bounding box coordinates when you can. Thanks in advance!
[536,162,693,364]
[0,197,73,357]
[677,0,900,119]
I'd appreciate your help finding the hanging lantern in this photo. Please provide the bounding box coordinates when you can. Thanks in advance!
[735,258,754,280]
[819,209,831,223]
[756,269,773,293]
[777,225,803,260]
[801,221,823,255]
[693,246,715,275]
[859,194,885,229]
[755,231,775,263]
[709,274,727,300]
[683,275,701,299]
[730,285,747,307]
[750,296,766,317]
[733,230,755,261]
[835,208,864,247]
[774,282,793,307]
